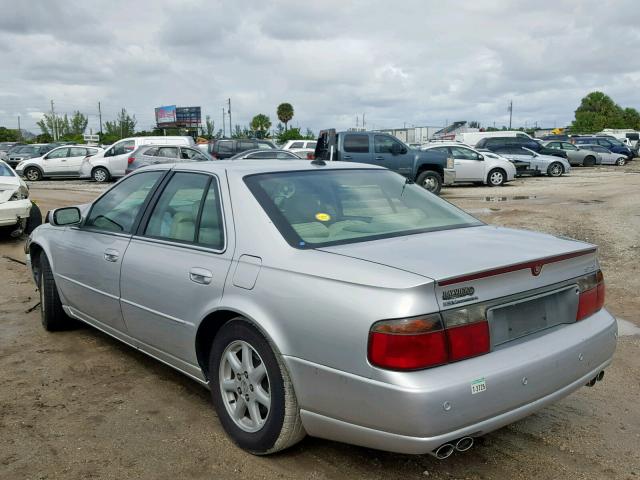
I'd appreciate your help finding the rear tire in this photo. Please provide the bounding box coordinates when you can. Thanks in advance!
[615,157,626,166]
[24,167,42,182]
[547,162,564,177]
[487,168,506,187]
[583,156,596,167]
[209,319,305,455]
[415,170,443,195]
[39,254,73,331]
[92,167,110,182]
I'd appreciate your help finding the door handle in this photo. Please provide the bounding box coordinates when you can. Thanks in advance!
[189,267,213,285]
[343,155,352,160]
[104,249,119,262]
[375,156,384,160]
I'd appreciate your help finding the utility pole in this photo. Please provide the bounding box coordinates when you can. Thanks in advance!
[98,101,103,137]
[227,99,232,137]
[362,113,365,129]
[50,100,57,141]
[222,107,226,138]
[17,115,21,140]
[508,100,513,130]
[120,107,124,139]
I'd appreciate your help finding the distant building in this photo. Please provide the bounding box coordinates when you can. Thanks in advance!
[432,121,478,141]
[375,126,443,145]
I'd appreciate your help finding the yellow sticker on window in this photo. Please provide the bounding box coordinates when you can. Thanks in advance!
[315,213,331,222]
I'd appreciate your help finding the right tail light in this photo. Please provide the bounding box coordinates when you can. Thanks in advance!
[127,156,136,165]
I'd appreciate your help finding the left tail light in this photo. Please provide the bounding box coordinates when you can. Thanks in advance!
[307,152,315,160]
[368,311,490,371]
[576,270,605,321]
[127,156,135,165]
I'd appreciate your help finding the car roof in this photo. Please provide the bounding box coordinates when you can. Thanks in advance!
[136,159,386,178]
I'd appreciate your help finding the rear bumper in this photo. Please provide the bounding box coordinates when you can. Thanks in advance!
[0,199,31,226]
[285,308,617,454]
[443,168,456,185]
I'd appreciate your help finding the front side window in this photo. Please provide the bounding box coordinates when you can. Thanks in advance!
[144,172,223,248]
[46,148,69,159]
[180,148,207,161]
[238,141,255,152]
[374,135,403,154]
[344,134,369,153]
[245,169,481,248]
[109,140,135,156]
[450,146,479,159]
[85,171,163,233]
[547,142,560,149]
[306,141,317,149]
[216,141,233,153]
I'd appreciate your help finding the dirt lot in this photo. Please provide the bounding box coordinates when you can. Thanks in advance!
[1,167,639,480]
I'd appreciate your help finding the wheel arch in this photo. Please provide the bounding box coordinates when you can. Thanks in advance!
[195,306,285,382]
[415,163,444,179]
[487,167,507,184]
[23,164,44,176]
[28,241,45,288]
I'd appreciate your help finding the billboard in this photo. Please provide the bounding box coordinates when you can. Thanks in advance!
[155,105,177,125]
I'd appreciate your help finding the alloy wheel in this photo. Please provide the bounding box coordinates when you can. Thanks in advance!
[93,169,107,182]
[489,171,504,186]
[219,340,271,433]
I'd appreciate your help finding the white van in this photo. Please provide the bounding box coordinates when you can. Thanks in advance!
[455,131,534,146]
[79,136,195,182]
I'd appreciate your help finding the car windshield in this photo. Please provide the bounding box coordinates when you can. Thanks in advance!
[245,169,482,248]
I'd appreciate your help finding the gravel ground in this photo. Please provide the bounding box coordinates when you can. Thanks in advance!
[1,164,639,480]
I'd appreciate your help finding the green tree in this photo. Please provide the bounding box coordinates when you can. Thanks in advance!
[103,108,137,142]
[37,112,70,139]
[251,114,272,138]
[0,127,20,142]
[276,126,303,143]
[572,91,624,133]
[304,128,315,139]
[204,115,215,139]
[69,111,88,136]
[276,103,294,131]
[622,107,640,130]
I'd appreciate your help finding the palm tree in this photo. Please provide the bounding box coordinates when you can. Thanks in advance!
[277,103,294,131]
[251,114,272,138]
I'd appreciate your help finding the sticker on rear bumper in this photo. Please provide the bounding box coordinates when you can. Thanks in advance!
[471,378,487,395]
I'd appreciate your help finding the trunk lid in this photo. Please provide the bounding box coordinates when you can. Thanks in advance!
[318,225,598,310]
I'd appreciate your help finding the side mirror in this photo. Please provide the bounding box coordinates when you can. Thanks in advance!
[477,154,484,160]
[52,207,81,226]
[391,143,402,155]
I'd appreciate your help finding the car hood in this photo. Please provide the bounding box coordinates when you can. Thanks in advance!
[317,226,596,304]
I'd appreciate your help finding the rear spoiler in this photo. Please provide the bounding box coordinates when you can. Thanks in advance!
[314,129,337,161]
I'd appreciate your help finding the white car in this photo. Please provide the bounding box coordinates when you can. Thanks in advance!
[422,142,517,186]
[281,139,317,158]
[81,136,195,182]
[15,145,103,181]
[0,160,40,236]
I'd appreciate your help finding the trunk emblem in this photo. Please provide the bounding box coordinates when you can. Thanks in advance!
[531,264,543,276]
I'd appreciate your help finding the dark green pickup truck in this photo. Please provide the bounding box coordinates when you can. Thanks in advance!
[314,129,455,194]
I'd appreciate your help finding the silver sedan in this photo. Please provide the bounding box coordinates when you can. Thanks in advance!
[26,160,616,458]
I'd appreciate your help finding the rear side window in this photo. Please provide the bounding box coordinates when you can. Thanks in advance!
[306,141,317,149]
[143,147,158,156]
[238,141,256,152]
[69,147,87,157]
[157,147,179,158]
[290,142,304,149]
[344,134,369,153]
[216,141,233,154]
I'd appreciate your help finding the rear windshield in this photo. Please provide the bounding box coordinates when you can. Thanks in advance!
[245,169,482,248]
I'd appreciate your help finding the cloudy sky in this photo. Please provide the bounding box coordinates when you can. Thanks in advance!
[1,0,639,135]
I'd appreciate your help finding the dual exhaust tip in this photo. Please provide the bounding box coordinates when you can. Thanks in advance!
[431,436,474,460]
[586,370,605,387]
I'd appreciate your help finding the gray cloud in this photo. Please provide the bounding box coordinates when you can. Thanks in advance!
[0,0,639,134]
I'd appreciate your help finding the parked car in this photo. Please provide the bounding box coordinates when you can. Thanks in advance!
[230,149,302,160]
[455,131,535,146]
[571,136,633,159]
[15,145,103,181]
[314,129,455,194]
[539,134,570,141]
[6,144,54,168]
[125,144,212,175]
[475,137,568,159]
[281,139,317,157]
[0,142,23,160]
[576,144,627,166]
[0,160,41,237]
[490,147,571,177]
[541,141,601,167]
[207,139,277,160]
[80,136,196,182]
[26,161,616,457]
[422,142,516,186]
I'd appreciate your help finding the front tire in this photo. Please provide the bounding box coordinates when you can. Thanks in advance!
[415,170,443,195]
[209,319,305,454]
[547,162,564,177]
[487,168,506,187]
[24,167,42,182]
[615,157,626,166]
[39,255,73,331]
[92,167,110,182]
